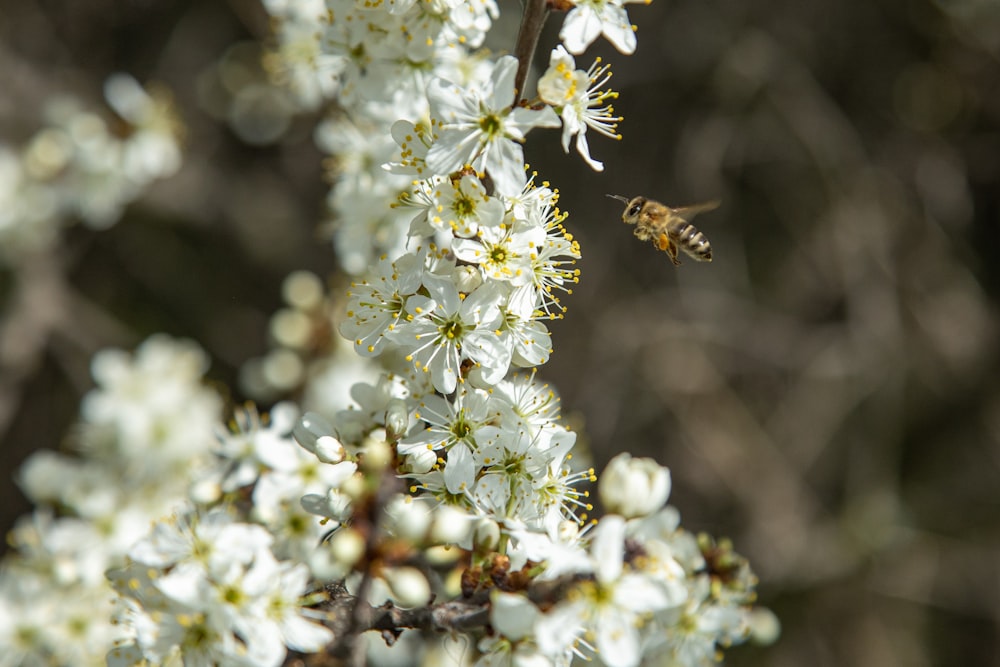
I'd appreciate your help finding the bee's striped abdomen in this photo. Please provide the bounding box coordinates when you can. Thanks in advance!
[674,222,713,262]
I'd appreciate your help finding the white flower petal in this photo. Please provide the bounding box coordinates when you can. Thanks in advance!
[488,56,519,110]
[560,7,605,54]
[535,602,586,657]
[508,105,561,133]
[491,592,540,641]
[600,7,637,55]
[484,138,527,196]
[444,442,476,494]
[595,608,641,667]
[431,351,458,394]
[426,130,481,176]
[280,615,334,652]
[591,514,625,584]
[464,331,511,384]
[575,130,604,171]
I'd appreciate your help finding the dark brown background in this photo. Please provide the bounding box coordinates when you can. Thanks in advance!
[2,1,1000,665]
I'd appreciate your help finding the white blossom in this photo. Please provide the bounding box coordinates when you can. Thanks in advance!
[426,56,560,196]
[392,273,510,394]
[559,0,649,55]
[113,509,332,667]
[536,516,684,667]
[537,46,622,171]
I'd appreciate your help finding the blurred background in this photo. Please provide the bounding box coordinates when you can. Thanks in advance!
[2,0,1000,665]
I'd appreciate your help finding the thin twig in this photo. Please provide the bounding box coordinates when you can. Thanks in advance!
[512,0,550,104]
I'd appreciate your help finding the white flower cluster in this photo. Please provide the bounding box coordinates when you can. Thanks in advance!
[0,74,182,263]
[0,2,773,667]
[491,488,757,667]
[108,509,333,667]
[0,335,382,666]
[202,403,351,563]
[258,1,763,665]
[2,336,221,665]
[88,350,387,667]
[263,0,499,110]
[342,171,580,393]
[263,0,628,273]
[263,0,500,273]
[397,375,590,529]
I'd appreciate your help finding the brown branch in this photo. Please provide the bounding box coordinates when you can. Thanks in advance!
[512,0,550,104]
[339,470,408,666]
[319,589,492,660]
[315,564,591,660]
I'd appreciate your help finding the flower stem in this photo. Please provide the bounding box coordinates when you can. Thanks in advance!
[513,0,550,105]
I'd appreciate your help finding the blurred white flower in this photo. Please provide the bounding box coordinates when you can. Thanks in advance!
[599,452,671,519]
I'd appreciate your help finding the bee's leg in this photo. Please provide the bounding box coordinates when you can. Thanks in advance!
[657,234,682,265]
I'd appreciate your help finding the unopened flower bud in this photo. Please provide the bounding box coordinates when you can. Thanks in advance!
[329,527,365,568]
[309,548,344,580]
[425,545,462,567]
[749,607,782,646]
[473,518,501,551]
[387,496,432,542]
[282,270,323,310]
[340,471,366,501]
[361,438,392,472]
[429,505,474,545]
[314,436,346,464]
[400,446,436,474]
[490,591,539,641]
[452,265,483,293]
[385,398,409,441]
[189,477,222,505]
[383,566,431,608]
[599,453,671,519]
[294,412,335,452]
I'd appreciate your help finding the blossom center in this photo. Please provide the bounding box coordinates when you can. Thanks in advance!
[450,413,472,440]
[222,585,245,605]
[478,112,502,138]
[452,193,476,217]
[440,319,464,340]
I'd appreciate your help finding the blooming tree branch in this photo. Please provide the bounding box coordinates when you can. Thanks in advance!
[0,2,776,667]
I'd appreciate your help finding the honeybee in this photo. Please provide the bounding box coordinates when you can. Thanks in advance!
[607,195,720,266]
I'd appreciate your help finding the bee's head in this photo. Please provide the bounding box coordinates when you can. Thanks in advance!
[606,194,644,225]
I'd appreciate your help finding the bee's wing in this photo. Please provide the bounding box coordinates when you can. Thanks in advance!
[670,200,720,221]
